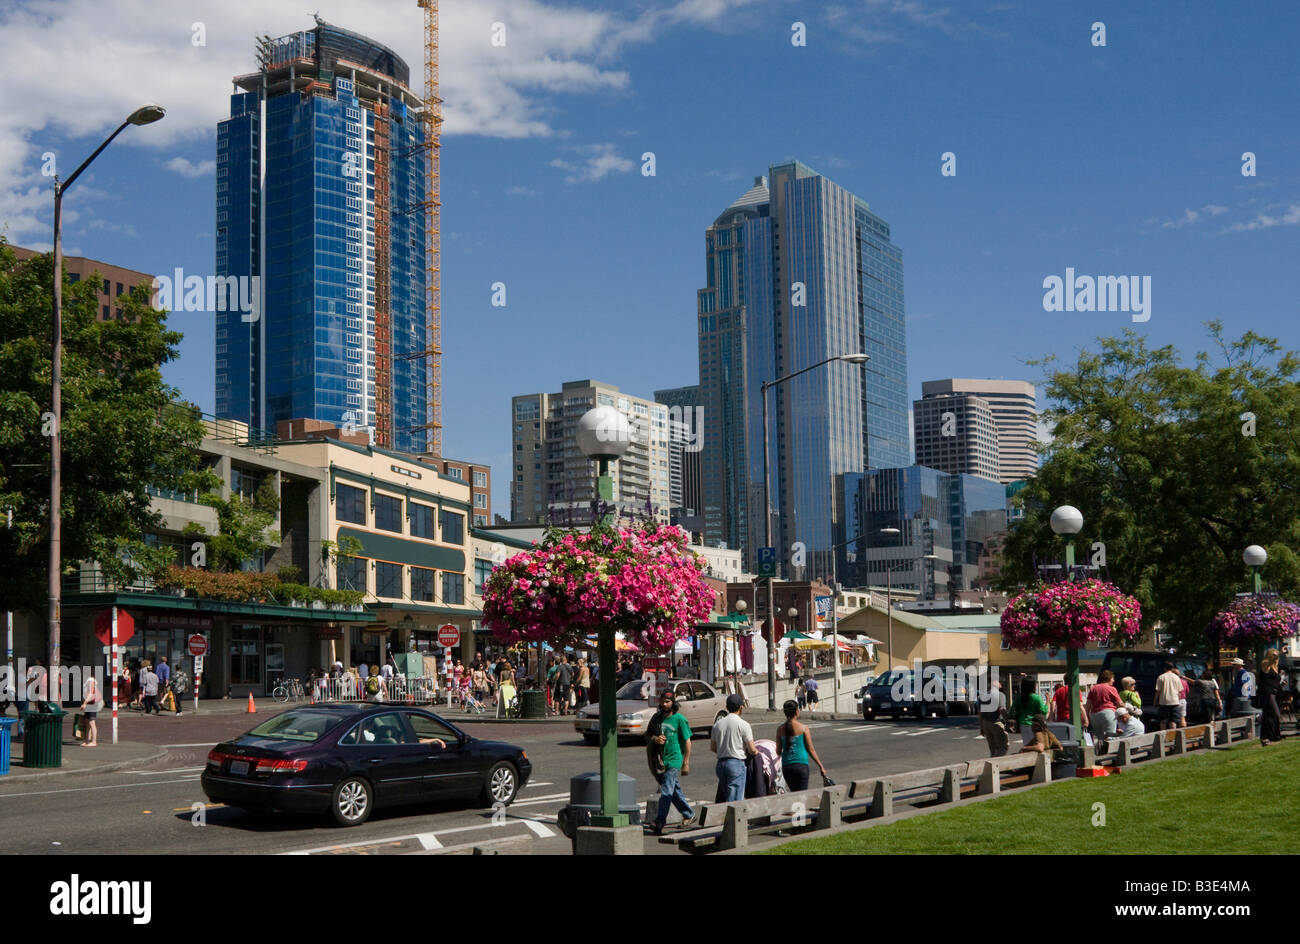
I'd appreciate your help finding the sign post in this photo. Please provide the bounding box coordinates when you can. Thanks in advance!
[187,635,209,715]
[111,606,118,746]
[94,608,135,746]
[438,626,459,708]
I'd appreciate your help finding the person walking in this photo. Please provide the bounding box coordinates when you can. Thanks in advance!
[978,679,1010,757]
[553,655,574,715]
[710,694,757,801]
[1155,662,1182,731]
[1013,679,1049,747]
[1259,649,1284,745]
[574,658,591,709]
[78,674,103,747]
[777,700,827,791]
[140,663,160,715]
[497,662,518,716]
[1228,657,1255,717]
[1191,668,1222,723]
[471,662,491,708]
[363,665,387,703]
[646,690,695,836]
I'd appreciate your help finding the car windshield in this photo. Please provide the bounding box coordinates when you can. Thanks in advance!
[616,680,653,700]
[247,710,340,742]
[871,670,910,687]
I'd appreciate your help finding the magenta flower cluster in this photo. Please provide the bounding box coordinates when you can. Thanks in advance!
[1208,597,1300,645]
[1000,578,1142,652]
[481,523,717,652]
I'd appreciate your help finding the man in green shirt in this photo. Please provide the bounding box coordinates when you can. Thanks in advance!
[647,690,695,836]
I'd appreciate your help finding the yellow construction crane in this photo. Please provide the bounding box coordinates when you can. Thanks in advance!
[415,0,443,457]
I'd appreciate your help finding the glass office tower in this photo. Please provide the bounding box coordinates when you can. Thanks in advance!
[697,161,908,572]
[215,20,427,453]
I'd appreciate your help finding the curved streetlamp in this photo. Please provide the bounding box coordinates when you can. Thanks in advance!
[761,352,869,709]
[48,104,165,716]
[1050,504,1085,749]
[576,406,633,827]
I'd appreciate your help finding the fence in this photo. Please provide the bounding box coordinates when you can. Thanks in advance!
[312,676,440,705]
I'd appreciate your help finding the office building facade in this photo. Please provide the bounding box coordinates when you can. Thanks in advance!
[654,384,704,536]
[836,466,1007,600]
[215,20,428,454]
[919,379,1037,483]
[697,161,908,570]
[511,380,671,527]
[913,391,1000,480]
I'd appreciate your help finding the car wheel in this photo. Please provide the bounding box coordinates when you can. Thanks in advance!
[483,762,520,807]
[331,776,372,827]
[582,732,599,745]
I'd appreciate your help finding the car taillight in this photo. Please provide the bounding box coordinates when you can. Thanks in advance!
[255,758,309,774]
[207,749,227,768]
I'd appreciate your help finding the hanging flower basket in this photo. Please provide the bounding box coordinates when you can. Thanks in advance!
[1208,597,1300,647]
[481,522,715,652]
[1000,578,1142,652]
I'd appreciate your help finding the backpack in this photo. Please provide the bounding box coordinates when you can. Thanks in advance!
[365,675,380,695]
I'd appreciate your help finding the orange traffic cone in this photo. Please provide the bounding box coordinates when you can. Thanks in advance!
[246,692,257,713]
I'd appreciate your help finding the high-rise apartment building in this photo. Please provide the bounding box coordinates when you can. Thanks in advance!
[653,384,703,536]
[913,392,1000,480]
[919,379,1037,483]
[697,161,908,569]
[215,20,428,454]
[511,380,671,527]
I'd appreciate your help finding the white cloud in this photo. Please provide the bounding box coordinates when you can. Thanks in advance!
[1160,204,1229,229]
[550,143,635,183]
[1227,203,1300,233]
[0,0,756,242]
[164,157,215,178]
[507,185,541,196]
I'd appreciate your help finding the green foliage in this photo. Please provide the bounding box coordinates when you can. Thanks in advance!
[155,567,363,607]
[184,481,281,572]
[998,325,1300,652]
[0,240,210,615]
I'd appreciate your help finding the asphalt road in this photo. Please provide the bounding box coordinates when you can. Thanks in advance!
[0,707,996,855]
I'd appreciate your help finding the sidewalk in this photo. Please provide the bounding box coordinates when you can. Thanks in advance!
[1,727,165,783]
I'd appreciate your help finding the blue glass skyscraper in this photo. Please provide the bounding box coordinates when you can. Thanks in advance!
[697,161,908,573]
[215,20,427,453]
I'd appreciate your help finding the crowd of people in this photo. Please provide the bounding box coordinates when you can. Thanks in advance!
[976,655,1293,759]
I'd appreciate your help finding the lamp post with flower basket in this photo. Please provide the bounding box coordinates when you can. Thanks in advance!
[1208,547,1300,674]
[1002,505,1142,749]
[481,407,715,833]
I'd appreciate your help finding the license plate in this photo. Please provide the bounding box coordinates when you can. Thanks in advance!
[230,760,249,776]
[880,701,892,708]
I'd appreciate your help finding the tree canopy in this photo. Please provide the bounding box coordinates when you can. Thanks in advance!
[998,324,1300,652]
[0,240,210,616]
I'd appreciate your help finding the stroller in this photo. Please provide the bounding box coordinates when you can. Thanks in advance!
[461,686,487,715]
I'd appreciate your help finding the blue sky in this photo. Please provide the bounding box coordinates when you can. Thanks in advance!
[2,0,1297,514]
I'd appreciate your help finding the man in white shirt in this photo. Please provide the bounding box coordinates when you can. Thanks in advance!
[710,694,757,801]
[1155,663,1182,731]
[1115,704,1145,738]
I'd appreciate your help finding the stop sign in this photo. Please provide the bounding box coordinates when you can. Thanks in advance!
[94,608,135,646]
[437,624,460,648]
[187,634,209,657]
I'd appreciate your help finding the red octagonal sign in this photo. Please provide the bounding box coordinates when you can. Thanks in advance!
[187,634,210,657]
[437,624,460,648]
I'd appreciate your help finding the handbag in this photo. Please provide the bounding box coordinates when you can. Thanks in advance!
[568,689,576,708]
[821,774,835,787]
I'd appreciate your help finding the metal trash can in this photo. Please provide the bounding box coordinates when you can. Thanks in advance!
[556,772,642,853]
[519,689,547,719]
[21,708,65,768]
[1045,722,1080,778]
[0,718,13,775]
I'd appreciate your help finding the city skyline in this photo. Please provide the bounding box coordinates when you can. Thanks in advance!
[2,1,1296,517]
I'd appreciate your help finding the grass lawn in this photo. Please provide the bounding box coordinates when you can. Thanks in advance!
[760,739,1300,855]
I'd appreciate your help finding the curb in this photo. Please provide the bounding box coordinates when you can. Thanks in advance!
[0,745,170,783]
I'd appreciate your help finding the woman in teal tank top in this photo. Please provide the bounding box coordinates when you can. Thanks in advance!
[778,700,828,791]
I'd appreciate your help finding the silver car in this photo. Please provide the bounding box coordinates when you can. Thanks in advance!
[574,678,728,744]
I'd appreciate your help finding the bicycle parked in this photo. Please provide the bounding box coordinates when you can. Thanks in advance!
[271,676,305,704]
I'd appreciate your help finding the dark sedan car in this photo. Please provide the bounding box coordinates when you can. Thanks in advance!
[201,703,531,826]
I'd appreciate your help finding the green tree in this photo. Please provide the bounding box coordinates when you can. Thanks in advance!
[184,477,281,572]
[0,241,211,616]
[999,325,1300,652]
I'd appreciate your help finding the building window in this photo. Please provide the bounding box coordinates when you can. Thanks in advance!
[374,494,402,533]
[473,514,488,527]
[337,484,366,525]
[474,493,487,509]
[472,471,487,488]
[446,467,463,480]
[411,566,435,603]
[440,509,464,545]
[375,561,403,599]
[409,503,434,539]
[474,558,494,595]
[337,556,367,593]
[442,571,464,605]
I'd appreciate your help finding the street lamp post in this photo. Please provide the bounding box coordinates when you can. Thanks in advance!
[576,406,632,827]
[1243,545,1269,669]
[761,351,868,710]
[47,104,166,706]
[1050,504,1085,749]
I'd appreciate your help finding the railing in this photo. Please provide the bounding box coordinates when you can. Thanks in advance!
[313,676,439,704]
